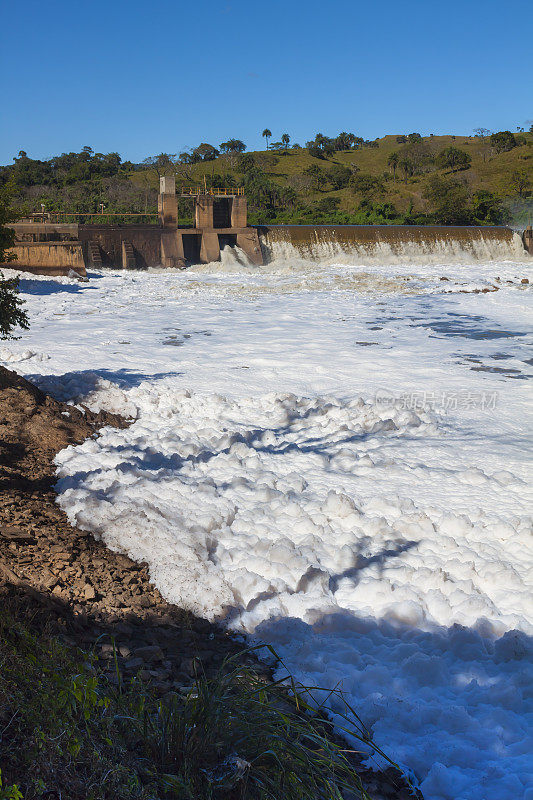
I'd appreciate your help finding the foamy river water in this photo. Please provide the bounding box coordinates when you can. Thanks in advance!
[2,249,532,800]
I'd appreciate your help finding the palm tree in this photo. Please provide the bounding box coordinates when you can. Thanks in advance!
[262,129,272,150]
[387,151,399,181]
[281,133,290,151]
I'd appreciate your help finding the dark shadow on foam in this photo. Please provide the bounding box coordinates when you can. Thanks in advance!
[26,367,184,399]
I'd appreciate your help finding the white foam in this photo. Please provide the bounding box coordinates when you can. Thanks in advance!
[2,256,532,800]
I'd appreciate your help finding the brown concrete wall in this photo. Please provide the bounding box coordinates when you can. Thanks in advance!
[79,225,162,268]
[1,243,87,277]
[231,197,247,228]
[158,194,178,227]
[195,197,214,228]
[200,231,220,263]
[9,223,79,241]
[161,231,185,267]
[237,229,263,265]
[523,226,533,255]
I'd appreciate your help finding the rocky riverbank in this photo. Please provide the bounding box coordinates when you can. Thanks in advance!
[0,365,256,692]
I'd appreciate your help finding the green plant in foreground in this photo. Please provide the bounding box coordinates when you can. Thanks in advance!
[0,770,23,800]
[1,592,414,799]
[133,646,406,800]
[0,272,30,339]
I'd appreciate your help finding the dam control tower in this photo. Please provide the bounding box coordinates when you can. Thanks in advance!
[1,178,263,276]
[158,177,263,268]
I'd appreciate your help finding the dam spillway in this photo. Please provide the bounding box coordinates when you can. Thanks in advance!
[3,176,532,279]
[258,225,530,265]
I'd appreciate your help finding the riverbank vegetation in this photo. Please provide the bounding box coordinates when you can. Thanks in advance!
[0,585,415,799]
[1,129,531,226]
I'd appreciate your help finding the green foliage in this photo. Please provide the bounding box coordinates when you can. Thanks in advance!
[261,129,272,149]
[192,143,219,162]
[490,130,517,153]
[304,164,327,190]
[471,190,509,225]
[0,192,16,264]
[349,173,385,199]
[0,597,412,800]
[326,164,352,190]
[306,132,369,159]
[3,131,530,227]
[0,191,29,340]
[314,196,341,213]
[509,169,531,197]
[1,147,125,189]
[0,272,30,339]
[387,151,399,178]
[0,771,23,800]
[135,648,404,799]
[219,139,246,154]
[397,140,435,175]
[435,146,472,172]
[424,175,471,224]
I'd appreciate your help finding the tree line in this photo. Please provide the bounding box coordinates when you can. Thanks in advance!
[1,125,530,225]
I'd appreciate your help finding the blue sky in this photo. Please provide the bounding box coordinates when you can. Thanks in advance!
[1,0,531,164]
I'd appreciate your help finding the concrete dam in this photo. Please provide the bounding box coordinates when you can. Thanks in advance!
[3,178,532,277]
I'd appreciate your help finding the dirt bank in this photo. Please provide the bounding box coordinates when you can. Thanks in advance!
[0,365,251,692]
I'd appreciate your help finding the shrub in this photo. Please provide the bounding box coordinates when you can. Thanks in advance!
[327,164,352,190]
[435,146,472,172]
[490,131,517,153]
[424,174,471,224]
[314,197,341,213]
[0,272,29,339]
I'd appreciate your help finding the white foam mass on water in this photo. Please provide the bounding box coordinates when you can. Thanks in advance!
[1,255,532,800]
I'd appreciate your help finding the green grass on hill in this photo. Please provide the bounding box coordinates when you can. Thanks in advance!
[129,133,532,225]
[4,133,532,226]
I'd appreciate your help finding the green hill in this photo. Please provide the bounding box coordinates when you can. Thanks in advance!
[2,132,532,226]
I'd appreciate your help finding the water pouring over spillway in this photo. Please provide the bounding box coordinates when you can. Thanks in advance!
[258,225,530,265]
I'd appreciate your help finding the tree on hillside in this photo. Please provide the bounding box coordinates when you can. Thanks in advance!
[387,151,399,181]
[262,129,272,150]
[471,190,508,225]
[424,175,471,224]
[510,170,531,198]
[473,128,491,141]
[399,158,414,182]
[314,197,340,213]
[435,146,472,172]
[334,132,356,151]
[142,153,177,179]
[304,164,326,191]
[0,191,29,339]
[306,134,336,158]
[219,139,246,154]
[192,143,219,162]
[397,140,434,175]
[327,163,352,190]
[238,153,256,173]
[490,131,517,153]
[281,133,290,151]
[349,174,385,200]
[407,133,422,143]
